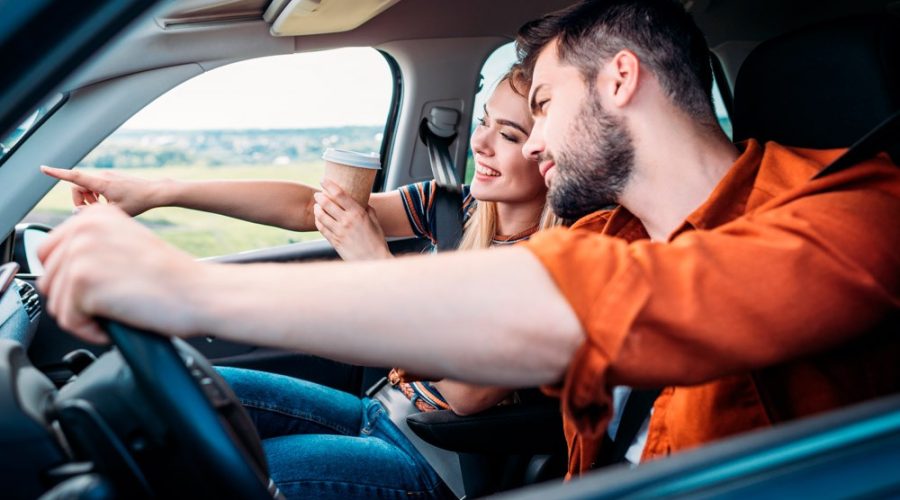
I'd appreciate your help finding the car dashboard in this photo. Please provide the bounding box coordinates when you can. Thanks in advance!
[0,273,68,499]
[0,278,42,347]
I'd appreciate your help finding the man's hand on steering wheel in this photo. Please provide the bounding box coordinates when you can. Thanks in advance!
[37,204,203,343]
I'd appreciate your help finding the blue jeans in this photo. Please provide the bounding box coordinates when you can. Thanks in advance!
[217,367,448,499]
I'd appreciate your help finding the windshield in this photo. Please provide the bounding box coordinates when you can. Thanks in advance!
[0,93,65,163]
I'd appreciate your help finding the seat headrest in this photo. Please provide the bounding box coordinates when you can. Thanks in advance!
[732,15,900,157]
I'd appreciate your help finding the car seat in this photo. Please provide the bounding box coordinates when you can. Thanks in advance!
[731,14,900,160]
[404,388,565,497]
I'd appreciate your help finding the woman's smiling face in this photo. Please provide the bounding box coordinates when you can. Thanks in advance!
[469,79,547,204]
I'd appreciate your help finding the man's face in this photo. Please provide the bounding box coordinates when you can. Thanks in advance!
[523,43,635,220]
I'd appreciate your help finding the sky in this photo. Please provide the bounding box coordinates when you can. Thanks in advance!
[121,48,396,130]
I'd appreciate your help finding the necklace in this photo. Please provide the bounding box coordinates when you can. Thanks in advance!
[491,225,540,245]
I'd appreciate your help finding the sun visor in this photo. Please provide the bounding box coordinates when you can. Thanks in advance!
[156,0,270,28]
[267,0,401,36]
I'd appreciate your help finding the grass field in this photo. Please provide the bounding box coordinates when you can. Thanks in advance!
[25,163,326,258]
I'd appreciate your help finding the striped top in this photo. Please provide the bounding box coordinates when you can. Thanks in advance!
[398,180,538,249]
[394,180,539,412]
[398,180,476,246]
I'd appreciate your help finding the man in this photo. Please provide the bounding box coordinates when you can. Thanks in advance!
[39,0,900,476]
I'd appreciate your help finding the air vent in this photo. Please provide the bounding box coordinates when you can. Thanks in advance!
[16,280,41,322]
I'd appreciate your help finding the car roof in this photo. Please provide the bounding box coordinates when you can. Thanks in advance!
[67,0,898,92]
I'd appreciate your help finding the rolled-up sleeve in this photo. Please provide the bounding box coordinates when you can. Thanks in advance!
[525,228,652,438]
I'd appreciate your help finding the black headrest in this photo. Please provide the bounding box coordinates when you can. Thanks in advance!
[732,14,900,158]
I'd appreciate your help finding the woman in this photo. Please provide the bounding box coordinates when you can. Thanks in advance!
[44,67,560,499]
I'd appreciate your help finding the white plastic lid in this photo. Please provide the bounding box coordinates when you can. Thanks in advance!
[322,148,382,170]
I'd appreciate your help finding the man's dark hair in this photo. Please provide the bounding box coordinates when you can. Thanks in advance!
[516,0,716,124]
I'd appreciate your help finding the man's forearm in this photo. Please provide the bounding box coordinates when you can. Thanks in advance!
[189,247,584,386]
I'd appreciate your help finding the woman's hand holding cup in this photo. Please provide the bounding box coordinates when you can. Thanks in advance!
[314,179,391,261]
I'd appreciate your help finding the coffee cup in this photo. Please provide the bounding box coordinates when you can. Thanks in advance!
[321,148,382,207]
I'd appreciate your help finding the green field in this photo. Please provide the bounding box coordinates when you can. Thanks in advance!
[26,163,326,258]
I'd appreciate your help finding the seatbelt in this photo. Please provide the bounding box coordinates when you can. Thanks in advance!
[371,383,467,498]
[813,108,900,179]
[419,107,464,251]
[606,388,660,465]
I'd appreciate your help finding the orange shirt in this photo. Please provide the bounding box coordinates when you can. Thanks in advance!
[524,139,900,476]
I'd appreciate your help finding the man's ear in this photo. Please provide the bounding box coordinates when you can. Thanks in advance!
[597,49,640,108]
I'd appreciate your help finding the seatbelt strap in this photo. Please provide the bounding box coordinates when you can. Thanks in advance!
[813,108,900,179]
[609,388,660,463]
[372,383,466,498]
[419,107,464,251]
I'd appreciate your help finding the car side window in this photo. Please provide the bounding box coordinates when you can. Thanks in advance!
[25,48,394,258]
[711,72,732,139]
[465,42,518,183]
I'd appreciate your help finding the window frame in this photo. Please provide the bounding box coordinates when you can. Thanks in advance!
[374,49,404,193]
[0,93,68,169]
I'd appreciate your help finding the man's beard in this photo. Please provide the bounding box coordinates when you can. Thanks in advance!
[547,91,635,220]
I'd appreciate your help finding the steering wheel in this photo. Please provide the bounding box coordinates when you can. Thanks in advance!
[102,320,279,499]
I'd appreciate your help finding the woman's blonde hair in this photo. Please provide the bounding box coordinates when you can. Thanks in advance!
[457,66,564,251]
[457,202,563,251]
